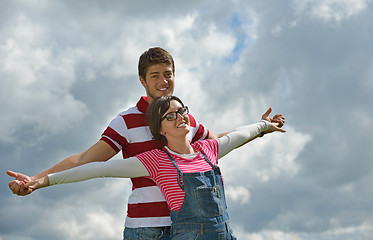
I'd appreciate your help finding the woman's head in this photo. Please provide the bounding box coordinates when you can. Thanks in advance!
[147,96,189,143]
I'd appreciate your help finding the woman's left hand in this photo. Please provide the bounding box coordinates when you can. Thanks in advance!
[261,107,286,134]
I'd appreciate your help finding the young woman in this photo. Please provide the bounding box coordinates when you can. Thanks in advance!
[25,96,286,239]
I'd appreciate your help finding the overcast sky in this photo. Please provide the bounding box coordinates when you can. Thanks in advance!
[1,0,373,239]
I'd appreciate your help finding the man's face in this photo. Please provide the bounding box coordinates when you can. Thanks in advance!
[140,64,175,103]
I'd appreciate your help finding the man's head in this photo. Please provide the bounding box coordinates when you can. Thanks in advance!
[138,47,175,103]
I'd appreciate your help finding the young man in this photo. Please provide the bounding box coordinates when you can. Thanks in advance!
[8,47,222,240]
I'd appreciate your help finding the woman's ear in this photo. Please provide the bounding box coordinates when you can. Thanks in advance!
[159,126,164,136]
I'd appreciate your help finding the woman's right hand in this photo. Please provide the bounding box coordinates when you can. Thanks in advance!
[25,176,50,190]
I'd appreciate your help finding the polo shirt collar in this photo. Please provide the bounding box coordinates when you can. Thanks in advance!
[137,96,149,113]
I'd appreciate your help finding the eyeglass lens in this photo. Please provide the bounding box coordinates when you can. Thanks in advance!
[164,107,188,121]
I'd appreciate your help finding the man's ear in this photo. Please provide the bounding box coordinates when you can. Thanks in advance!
[139,76,146,87]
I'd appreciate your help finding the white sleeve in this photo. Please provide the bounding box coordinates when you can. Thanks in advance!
[48,157,149,185]
[217,120,271,159]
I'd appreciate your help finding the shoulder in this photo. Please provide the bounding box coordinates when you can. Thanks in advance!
[136,148,164,160]
[193,139,218,151]
[187,114,198,128]
[109,106,146,128]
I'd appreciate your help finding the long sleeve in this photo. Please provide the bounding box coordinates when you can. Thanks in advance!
[48,157,149,185]
[217,120,271,159]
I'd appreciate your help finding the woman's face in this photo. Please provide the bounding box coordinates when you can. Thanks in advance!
[160,100,190,140]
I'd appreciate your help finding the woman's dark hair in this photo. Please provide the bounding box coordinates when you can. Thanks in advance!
[147,96,185,143]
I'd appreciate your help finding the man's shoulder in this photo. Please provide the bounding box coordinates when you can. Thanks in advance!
[106,104,146,130]
[117,105,142,117]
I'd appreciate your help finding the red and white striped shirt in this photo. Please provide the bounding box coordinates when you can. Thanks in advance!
[136,139,220,211]
[100,96,209,227]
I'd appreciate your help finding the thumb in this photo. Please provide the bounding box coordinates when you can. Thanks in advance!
[274,124,286,133]
[7,170,17,178]
[262,107,272,118]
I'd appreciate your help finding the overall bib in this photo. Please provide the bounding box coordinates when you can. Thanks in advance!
[163,149,237,240]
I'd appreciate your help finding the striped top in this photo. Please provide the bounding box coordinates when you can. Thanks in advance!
[100,96,209,227]
[136,139,219,211]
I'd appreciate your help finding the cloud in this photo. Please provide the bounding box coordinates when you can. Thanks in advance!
[294,0,372,22]
[0,14,88,145]
[1,1,373,240]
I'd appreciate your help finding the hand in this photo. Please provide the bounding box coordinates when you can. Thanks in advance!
[261,107,285,127]
[7,170,33,196]
[25,176,50,190]
[265,122,287,134]
[261,107,286,134]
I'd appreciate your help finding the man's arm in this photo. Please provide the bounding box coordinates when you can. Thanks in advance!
[207,132,230,139]
[8,140,117,196]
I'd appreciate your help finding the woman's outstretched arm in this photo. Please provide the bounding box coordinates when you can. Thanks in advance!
[218,108,286,159]
[25,157,149,190]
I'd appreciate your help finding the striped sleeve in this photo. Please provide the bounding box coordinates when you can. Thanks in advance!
[100,114,129,152]
[188,114,209,142]
[136,150,161,179]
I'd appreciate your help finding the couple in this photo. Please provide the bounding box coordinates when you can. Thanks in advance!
[21,95,286,239]
[8,47,285,239]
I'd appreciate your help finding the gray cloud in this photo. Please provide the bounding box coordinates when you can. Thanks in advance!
[1,0,373,239]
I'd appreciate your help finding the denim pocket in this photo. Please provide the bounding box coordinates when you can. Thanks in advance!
[194,185,224,217]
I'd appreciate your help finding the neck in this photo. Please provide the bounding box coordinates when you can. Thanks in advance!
[166,136,194,154]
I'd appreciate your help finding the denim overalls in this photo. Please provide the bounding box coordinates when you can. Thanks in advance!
[163,149,237,240]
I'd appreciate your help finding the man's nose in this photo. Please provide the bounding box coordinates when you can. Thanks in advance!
[159,76,168,83]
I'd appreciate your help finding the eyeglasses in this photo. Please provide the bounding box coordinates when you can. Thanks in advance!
[161,106,189,121]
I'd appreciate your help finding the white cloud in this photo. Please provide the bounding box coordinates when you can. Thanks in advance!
[0,14,88,144]
[225,185,251,205]
[233,227,302,240]
[294,0,371,22]
[2,1,373,240]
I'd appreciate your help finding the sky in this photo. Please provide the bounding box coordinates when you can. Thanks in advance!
[1,0,373,239]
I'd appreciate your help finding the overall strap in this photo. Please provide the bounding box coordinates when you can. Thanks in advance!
[195,147,221,174]
[162,149,185,191]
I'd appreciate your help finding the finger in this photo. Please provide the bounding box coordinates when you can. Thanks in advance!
[10,181,22,194]
[7,170,17,178]
[24,181,34,188]
[262,107,272,118]
[275,125,286,133]
[20,185,29,195]
[8,181,17,192]
[8,180,16,189]
[21,187,33,195]
[273,114,285,121]
[19,182,33,196]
